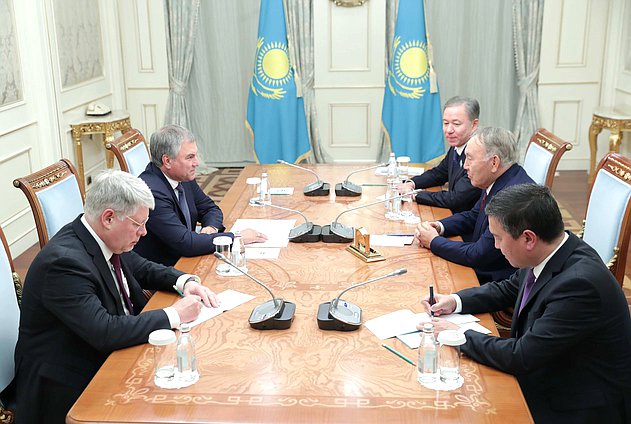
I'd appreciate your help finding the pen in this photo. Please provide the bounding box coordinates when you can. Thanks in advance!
[172,285,185,297]
[382,343,415,366]
[429,284,435,317]
[361,183,388,187]
[387,234,415,237]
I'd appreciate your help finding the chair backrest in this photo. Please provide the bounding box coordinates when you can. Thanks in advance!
[13,159,85,248]
[105,129,150,177]
[582,152,631,285]
[0,226,20,396]
[522,128,573,188]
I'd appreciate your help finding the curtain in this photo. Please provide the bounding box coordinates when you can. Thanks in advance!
[512,0,544,154]
[163,0,201,128]
[187,1,259,166]
[283,0,327,163]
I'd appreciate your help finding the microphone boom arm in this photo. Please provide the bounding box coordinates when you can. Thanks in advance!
[214,252,280,307]
[332,268,407,309]
[332,188,423,228]
[343,163,387,184]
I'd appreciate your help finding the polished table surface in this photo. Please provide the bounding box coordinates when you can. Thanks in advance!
[67,164,533,423]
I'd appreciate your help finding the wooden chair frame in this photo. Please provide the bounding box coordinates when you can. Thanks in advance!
[105,128,149,174]
[13,159,85,249]
[580,152,631,286]
[525,128,573,188]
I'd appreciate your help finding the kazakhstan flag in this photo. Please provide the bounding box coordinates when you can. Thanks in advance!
[246,0,311,164]
[381,0,444,163]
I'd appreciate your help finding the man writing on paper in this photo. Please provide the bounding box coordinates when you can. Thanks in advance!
[135,124,266,266]
[414,127,534,283]
[14,170,219,424]
[422,184,631,424]
[397,96,482,213]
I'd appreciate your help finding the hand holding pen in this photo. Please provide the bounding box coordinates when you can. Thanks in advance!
[421,290,457,317]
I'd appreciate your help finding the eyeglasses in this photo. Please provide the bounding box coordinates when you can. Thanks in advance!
[126,215,149,230]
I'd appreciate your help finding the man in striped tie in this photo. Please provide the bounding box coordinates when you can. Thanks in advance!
[421,184,631,424]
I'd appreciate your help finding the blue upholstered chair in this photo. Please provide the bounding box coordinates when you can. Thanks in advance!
[522,128,573,188]
[105,129,150,177]
[0,226,21,423]
[581,152,631,286]
[13,159,85,249]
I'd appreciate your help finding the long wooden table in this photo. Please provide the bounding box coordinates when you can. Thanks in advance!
[67,164,533,423]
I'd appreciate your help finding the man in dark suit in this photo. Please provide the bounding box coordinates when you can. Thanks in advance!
[14,170,219,424]
[398,96,482,213]
[424,184,631,424]
[415,127,534,283]
[135,125,266,266]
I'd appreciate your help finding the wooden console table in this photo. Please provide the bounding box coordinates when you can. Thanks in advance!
[69,110,132,187]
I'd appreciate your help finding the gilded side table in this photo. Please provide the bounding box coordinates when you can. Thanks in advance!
[588,106,631,182]
[69,110,132,187]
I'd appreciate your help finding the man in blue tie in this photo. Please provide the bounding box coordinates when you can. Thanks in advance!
[135,125,266,266]
[423,184,631,424]
[415,126,534,283]
[397,96,482,213]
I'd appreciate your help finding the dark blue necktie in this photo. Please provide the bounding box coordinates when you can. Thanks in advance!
[518,269,536,316]
[452,151,461,168]
[176,183,192,230]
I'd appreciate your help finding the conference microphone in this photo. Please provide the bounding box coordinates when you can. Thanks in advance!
[321,188,423,243]
[335,163,387,197]
[317,268,408,331]
[213,252,296,330]
[254,200,322,242]
[276,160,330,196]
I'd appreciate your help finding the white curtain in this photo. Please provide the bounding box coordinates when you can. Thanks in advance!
[163,0,201,128]
[186,1,260,166]
[512,0,544,154]
[424,0,519,132]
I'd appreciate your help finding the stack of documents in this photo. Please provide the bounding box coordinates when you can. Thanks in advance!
[363,309,492,348]
[230,218,296,260]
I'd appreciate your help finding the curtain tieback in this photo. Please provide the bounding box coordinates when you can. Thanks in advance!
[169,77,187,95]
[517,66,540,92]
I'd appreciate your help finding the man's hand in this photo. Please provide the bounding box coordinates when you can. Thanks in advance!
[415,221,440,248]
[240,228,268,244]
[183,281,220,308]
[428,318,460,333]
[172,295,203,323]
[199,226,218,235]
[396,180,415,194]
[420,293,456,317]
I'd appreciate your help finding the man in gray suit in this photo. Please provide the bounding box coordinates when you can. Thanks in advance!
[424,184,631,424]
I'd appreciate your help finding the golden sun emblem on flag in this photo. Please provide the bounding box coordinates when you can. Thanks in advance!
[251,37,293,100]
[387,37,429,99]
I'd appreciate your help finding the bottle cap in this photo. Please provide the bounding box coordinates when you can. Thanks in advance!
[148,329,176,346]
[437,330,466,346]
[180,323,191,333]
[423,322,434,332]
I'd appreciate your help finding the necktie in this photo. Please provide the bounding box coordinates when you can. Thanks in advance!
[452,151,462,168]
[110,254,134,314]
[518,268,536,316]
[479,191,488,213]
[176,183,192,230]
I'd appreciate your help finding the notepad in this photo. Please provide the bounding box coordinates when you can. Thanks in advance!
[270,187,294,195]
[188,289,255,328]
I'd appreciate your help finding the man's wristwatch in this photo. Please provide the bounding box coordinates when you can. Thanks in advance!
[183,275,201,289]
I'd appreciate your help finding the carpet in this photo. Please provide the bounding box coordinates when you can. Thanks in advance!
[196,167,243,204]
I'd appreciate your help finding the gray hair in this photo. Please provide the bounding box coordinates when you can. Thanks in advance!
[84,170,155,220]
[149,124,196,167]
[472,126,518,166]
[443,96,480,121]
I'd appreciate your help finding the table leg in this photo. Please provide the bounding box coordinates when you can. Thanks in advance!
[104,131,115,168]
[71,129,86,189]
[609,129,622,152]
[588,121,603,183]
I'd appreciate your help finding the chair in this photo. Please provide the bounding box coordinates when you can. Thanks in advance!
[522,128,573,188]
[13,159,85,249]
[580,152,631,286]
[0,226,21,424]
[105,129,151,177]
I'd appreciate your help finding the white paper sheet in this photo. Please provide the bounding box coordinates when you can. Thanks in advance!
[230,219,296,248]
[245,248,281,259]
[375,166,424,176]
[188,289,256,328]
[371,234,415,246]
[364,309,421,340]
[270,187,294,195]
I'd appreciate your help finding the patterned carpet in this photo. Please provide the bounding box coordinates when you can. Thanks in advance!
[196,167,243,204]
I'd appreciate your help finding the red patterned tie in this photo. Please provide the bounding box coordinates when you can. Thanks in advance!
[479,191,488,213]
[110,254,134,314]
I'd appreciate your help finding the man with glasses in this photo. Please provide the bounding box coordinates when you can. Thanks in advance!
[135,124,267,266]
[14,170,218,424]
